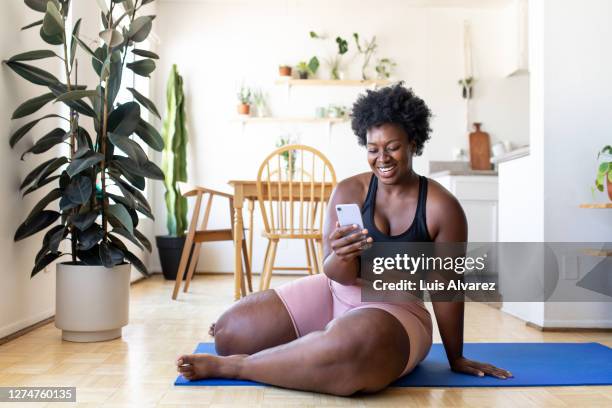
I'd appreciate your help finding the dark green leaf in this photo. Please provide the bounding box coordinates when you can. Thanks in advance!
[74,35,100,62]
[107,203,134,234]
[8,50,57,62]
[112,155,163,180]
[109,133,147,165]
[21,156,67,190]
[113,175,151,211]
[69,211,98,231]
[134,119,163,151]
[132,48,159,59]
[127,16,154,42]
[22,20,43,30]
[54,89,98,103]
[77,244,102,265]
[59,195,77,210]
[64,176,92,205]
[49,84,96,117]
[108,102,140,136]
[42,1,64,37]
[70,18,81,67]
[124,249,149,276]
[134,229,152,252]
[126,87,160,119]
[20,128,67,159]
[26,188,62,221]
[47,225,66,252]
[108,192,135,209]
[136,202,154,220]
[78,225,103,250]
[66,150,104,177]
[11,93,55,119]
[14,210,60,241]
[9,114,65,147]
[110,227,143,250]
[99,241,124,268]
[126,59,155,77]
[4,61,59,86]
[39,25,63,45]
[106,51,123,107]
[25,0,52,12]
[32,252,61,277]
[75,126,93,151]
[23,175,60,196]
[109,164,145,191]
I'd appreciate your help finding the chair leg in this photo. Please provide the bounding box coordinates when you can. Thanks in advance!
[263,240,279,291]
[304,239,313,275]
[183,242,201,293]
[259,240,272,291]
[172,231,196,300]
[315,239,324,273]
[241,239,253,293]
[309,239,320,274]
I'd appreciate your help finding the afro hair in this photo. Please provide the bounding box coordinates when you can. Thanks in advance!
[350,82,432,156]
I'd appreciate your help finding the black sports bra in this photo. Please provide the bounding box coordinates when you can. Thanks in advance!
[361,173,432,242]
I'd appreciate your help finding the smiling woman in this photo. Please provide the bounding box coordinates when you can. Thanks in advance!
[176,83,513,395]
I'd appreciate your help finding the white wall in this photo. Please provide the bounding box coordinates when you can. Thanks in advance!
[539,0,612,328]
[0,3,59,338]
[150,0,529,273]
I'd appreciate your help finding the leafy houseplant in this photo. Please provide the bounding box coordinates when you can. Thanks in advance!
[296,57,320,79]
[353,33,377,80]
[458,76,475,99]
[595,145,612,201]
[329,36,349,80]
[157,64,189,280]
[5,0,163,342]
[276,135,297,177]
[375,58,396,80]
[237,84,252,115]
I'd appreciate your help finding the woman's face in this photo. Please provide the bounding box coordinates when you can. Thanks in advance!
[366,123,415,184]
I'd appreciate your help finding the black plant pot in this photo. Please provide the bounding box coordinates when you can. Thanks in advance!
[156,236,195,280]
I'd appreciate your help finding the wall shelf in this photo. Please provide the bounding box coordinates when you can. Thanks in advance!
[274,79,390,87]
[579,203,612,209]
[232,116,347,124]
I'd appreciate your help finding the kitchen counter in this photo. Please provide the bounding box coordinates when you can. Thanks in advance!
[491,146,530,164]
[429,169,498,178]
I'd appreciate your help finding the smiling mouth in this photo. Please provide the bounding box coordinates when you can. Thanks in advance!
[377,164,397,175]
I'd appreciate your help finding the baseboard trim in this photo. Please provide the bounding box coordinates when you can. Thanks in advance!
[0,274,149,346]
[526,321,612,332]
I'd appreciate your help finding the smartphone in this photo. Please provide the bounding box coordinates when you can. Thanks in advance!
[335,204,364,234]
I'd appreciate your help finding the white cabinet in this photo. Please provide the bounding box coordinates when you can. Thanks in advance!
[431,174,499,242]
[502,0,529,77]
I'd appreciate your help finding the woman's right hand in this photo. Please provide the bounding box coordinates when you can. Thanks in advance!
[328,221,373,262]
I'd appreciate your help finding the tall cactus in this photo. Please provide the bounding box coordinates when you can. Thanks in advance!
[161,65,188,237]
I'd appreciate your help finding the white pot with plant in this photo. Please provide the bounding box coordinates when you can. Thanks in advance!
[594,145,612,202]
[6,0,163,342]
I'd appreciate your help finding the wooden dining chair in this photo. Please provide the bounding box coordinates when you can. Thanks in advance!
[256,144,337,290]
[171,185,252,300]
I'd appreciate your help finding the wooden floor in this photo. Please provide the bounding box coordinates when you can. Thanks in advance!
[1,273,611,407]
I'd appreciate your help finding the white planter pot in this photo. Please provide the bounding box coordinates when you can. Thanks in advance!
[55,263,130,342]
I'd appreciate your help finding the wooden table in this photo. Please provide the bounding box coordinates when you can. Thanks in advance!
[228,180,335,300]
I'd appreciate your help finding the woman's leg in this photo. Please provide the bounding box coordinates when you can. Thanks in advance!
[212,289,297,356]
[177,308,410,396]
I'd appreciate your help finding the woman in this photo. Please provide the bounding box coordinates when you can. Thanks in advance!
[176,83,512,395]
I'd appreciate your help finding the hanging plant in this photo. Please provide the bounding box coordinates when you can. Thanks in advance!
[458,77,475,99]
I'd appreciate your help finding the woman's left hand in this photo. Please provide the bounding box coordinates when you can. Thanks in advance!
[450,357,513,379]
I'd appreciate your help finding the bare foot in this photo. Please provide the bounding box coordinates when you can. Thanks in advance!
[208,322,216,337]
[176,353,244,381]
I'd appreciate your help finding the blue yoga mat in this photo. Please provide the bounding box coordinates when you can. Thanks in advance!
[174,342,612,387]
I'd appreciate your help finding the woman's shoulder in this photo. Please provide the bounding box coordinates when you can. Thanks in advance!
[424,177,467,238]
[331,172,373,206]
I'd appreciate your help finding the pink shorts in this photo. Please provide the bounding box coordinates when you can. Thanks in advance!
[274,274,432,376]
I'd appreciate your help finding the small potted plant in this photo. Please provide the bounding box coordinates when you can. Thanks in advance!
[278,65,292,77]
[595,145,612,201]
[237,85,252,115]
[296,57,320,79]
[458,77,475,99]
[375,58,396,80]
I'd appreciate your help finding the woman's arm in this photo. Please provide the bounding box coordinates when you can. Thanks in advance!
[322,178,371,285]
[428,182,512,379]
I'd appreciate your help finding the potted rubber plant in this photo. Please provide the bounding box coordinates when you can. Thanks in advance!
[157,64,189,280]
[595,145,612,201]
[5,0,163,342]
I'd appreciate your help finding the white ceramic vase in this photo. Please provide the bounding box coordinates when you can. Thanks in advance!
[55,263,130,342]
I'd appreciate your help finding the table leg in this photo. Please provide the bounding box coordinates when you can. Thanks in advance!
[233,190,245,300]
[247,199,254,272]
